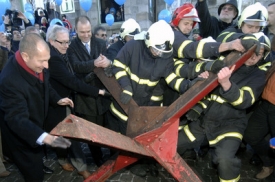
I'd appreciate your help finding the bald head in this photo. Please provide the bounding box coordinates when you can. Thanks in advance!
[19,33,49,58]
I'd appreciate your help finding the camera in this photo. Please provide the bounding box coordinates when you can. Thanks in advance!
[3,32,12,41]
[4,9,23,27]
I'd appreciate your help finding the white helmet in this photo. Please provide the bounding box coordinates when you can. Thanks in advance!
[145,20,174,58]
[238,2,268,28]
[119,18,141,39]
[253,32,271,59]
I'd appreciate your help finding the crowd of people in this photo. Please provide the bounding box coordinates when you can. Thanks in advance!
[0,1,275,182]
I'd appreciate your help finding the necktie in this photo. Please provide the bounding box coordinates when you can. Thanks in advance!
[85,43,90,54]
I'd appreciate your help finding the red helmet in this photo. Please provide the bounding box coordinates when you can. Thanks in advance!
[171,3,200,28]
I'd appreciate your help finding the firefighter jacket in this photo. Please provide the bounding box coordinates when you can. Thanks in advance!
[111,39,191,121]
[185,64,266,146]
[172,28,222,79]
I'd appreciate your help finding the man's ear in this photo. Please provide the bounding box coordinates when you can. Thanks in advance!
[21,52,29,63]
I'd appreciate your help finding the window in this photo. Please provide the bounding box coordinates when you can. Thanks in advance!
[99,0,125,24]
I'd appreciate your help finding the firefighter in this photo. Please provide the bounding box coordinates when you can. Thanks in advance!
[177,32,271,182]
[111,20,207,177]
[105,18,141,135]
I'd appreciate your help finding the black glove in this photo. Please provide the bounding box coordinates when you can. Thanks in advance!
[203,60,224,74]
[120,85,133,104]
[241,36,261,55]
[104,66,113,77]
[186,103,204,121]
[103,90,112,97]
[187,77,205,89]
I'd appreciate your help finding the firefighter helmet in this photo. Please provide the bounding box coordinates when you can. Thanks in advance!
[238,2,268,28]
[171,3,200,28]
[119,18,141,39]
[253,32,271,59]
[145,20,174,58]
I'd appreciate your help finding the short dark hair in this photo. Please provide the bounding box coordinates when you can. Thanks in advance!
[62,14,66,18]
[75,16,91,30]
[19,33,49,58]
[94,26,106,35]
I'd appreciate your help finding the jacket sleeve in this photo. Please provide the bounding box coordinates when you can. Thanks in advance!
[216,28,245,42]
[68,46,95,74]
[49,56,99,97]
[195,0,218,38]
[219,72,266,109]
[173,30,221,59]
[0,80,45,147]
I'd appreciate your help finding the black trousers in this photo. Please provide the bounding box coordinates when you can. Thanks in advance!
[244,100,275,173]
[178,121,241,181]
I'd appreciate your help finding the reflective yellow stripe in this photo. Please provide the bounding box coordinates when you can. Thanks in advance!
[150,95,163,101]
[198,101,207,109]
[166,72,177,84]
[115,71,127,80]
[218,56,225,61]
[210,94,227,104]
[183,125,196,142]
[174,58,182,65]
[231,89,244,106]
[110,102,128,121]
[123,90,133,96]
[258,62,271,71]
[195,62,204,72]
[178,40,192,58]
[128,72,158,87]
[175,64,183,76]
[217,31,230,39]
[209,132,243,145]
[242,36,257,41]
[241,87,255,105]
[222,32,235,43]
[113,59,126,69]
[196,41,205,58]
[219,174,240,182]
[175,78,184,92]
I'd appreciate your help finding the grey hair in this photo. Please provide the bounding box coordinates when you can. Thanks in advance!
[46,25,69,42]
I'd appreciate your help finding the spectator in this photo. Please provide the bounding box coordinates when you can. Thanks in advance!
[0,33,72,182]
[62,14,72,32]
[35,7,48,27]
[10,27,22,55]
[0,32,9,73]
[3,9,32,32]
[20,29,25,37]
[101,7,109,23]
[45,25,110,179]
[94,26,107,41]
[195,0,238,39]
[115,10,122,22]
[47,1,61,21]
[68,15,112,168]
[41,17,49,33]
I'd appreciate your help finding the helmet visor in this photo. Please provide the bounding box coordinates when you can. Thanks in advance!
[150,41,173,58]
[244,20,267,27]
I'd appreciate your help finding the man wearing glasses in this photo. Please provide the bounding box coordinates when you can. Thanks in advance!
[68,16,112,168]
[195,0,238,39]
[94,26,107,41]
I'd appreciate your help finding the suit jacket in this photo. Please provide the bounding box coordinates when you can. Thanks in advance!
[45,45,100,131]
[0,55,61,179]
[68,35,110,116]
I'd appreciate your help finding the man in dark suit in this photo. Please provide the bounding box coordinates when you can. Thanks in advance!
[45,25,109,179]
[68,15,112,167]
[0,33,72,182]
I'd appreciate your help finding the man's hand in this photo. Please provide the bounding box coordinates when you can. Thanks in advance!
[104,66,113,77]
[17,11,30,23]
[203,60,225,74]
[94,54,112,68]
[186,109,201,121]
[43,135,71,149]
[57,98,74,108]
[217,65,235,91]
[228,39,246,52]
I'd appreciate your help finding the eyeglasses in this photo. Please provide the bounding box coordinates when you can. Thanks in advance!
[55,39,71,46]
[222,6,234,11]
[100,34,107,37]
